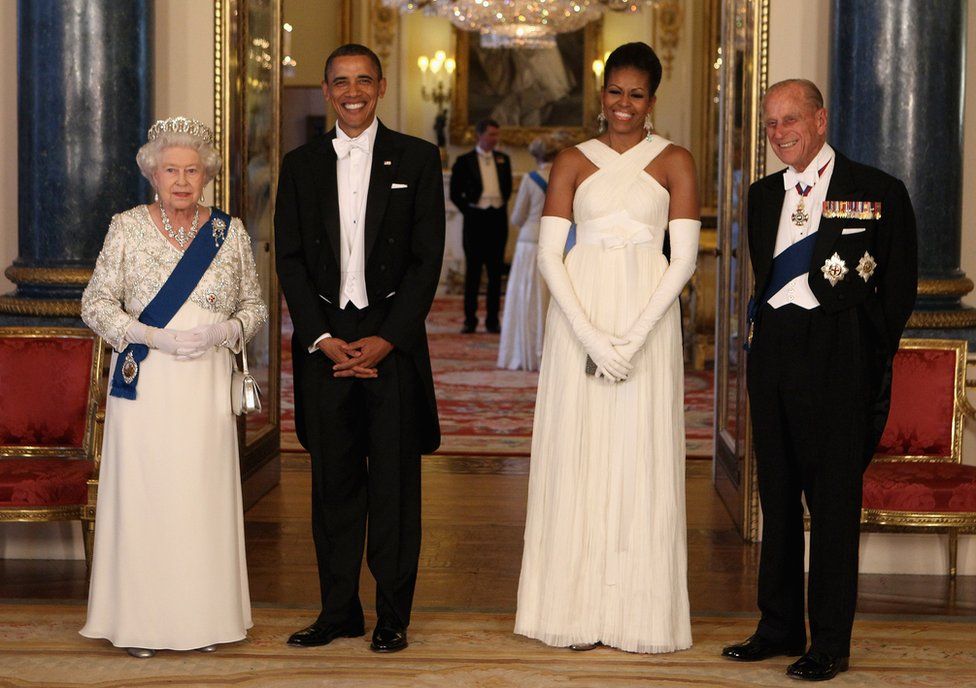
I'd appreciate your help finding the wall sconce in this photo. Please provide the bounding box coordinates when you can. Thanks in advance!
[282,22,297,79]
[417,49,456,149]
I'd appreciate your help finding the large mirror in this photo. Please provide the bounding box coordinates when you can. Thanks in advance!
[713,0,768,541]
[215,0,282,507]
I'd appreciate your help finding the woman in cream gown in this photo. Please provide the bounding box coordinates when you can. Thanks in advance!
[515,43,701,654]
[497,135,561,371]
[80,118,267,655]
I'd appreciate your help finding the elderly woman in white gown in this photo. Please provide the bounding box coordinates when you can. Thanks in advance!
[497,135,561,371]
[80,117,267,658]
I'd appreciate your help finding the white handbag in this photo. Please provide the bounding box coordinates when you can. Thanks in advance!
[231,339,263,416]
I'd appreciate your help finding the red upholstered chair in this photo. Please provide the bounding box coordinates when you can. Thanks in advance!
[862,338,976,578]
[0,327,105,571]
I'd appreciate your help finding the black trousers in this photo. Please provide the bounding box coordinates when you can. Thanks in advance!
[746,304,880,658]
[299,302,423,630]
[462,206,507,328]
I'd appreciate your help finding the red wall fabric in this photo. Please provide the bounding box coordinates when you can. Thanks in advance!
[0,337,94,447]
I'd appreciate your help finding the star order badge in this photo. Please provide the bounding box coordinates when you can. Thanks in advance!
[856,251,877,282]
[821,252,849,286]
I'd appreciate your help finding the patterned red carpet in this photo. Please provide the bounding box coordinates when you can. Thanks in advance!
[281,296,714,458]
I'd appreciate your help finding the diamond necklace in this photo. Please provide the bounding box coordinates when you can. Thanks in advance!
[159,203,200,249]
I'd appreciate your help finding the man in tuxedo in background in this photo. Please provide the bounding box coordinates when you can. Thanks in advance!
[275,43,444,654]
[722,79,917,681]
[450,118,513,333]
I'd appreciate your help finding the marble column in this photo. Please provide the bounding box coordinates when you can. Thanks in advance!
[829,0,975,345]
[0,0,153,324]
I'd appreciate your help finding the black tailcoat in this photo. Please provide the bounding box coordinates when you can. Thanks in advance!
[745,150,917,657]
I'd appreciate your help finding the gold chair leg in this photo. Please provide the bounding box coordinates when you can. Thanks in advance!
[948,528,958,579]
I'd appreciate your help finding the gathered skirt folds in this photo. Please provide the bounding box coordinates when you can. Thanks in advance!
[498,240,549,371]
[80,302,252,650]
[515,243,691,654]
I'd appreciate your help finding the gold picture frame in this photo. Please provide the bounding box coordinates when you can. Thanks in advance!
[450,22,602,147]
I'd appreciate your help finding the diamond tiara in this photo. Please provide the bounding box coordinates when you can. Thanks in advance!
[147,116,215,145]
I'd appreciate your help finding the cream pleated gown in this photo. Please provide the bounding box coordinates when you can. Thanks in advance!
[80,207,266,650]
[515,136,691,653]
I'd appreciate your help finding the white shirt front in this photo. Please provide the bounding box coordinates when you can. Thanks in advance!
[767,142,835,310]
[335,118,378,310]
[309,118,378,353]
[474,146,504,209]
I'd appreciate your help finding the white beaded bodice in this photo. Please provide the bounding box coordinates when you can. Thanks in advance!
[81,205,268,350]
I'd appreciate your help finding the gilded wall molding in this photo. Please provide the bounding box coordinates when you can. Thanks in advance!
[371,0,397,71]
[653,0,685,80]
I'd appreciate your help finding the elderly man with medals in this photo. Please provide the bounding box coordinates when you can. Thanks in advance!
[721,80,917,680]
[80,117,268,657]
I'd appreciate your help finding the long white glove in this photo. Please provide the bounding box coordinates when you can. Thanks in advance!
[124,321,182,356]
[537,215,633,382]
[615,218,700,363]
[174,319,243,360]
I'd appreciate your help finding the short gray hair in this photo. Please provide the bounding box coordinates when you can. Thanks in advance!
[136,132,222,186]
[765,79,824,111]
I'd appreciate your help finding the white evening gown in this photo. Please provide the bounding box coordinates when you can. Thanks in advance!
[498,168,550,371]
[80,206,266,650]
[515,136,691,653]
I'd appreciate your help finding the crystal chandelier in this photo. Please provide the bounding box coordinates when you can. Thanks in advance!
[385,1,658,50]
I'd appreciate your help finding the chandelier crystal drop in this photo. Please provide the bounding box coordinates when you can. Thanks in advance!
[385,1,654,49]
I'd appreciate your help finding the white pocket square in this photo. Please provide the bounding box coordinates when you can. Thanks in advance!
[391,183,408,189]
[841,227,866,235]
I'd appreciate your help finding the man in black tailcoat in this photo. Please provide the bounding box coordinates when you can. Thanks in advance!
[275,44,444,654]
[722,79,917,681]
[450,118,512,333]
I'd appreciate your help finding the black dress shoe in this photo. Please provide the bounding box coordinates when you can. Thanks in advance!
[287,621,365,647]
[786,651,849,681]
[486,323,500,334]
[722,634,805,662]
[460,323,476,334]
[370,624,408,653]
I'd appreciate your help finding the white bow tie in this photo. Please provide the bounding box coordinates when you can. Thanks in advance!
[333,136,369,159]
[784,165,819,193]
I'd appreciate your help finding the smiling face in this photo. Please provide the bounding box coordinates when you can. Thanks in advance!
[323,54,387,138]
[601,66,656,136]
[763,84,827,171]
[152,146,205,211]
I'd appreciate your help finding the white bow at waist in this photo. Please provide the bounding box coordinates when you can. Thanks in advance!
[575,211,662,250]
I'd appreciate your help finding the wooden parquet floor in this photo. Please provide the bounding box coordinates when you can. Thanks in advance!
[1,455,975,686]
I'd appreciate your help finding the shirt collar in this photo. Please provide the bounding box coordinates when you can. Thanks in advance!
[336,117,379,151]
[784,142,834,191]
[476,146,495,158]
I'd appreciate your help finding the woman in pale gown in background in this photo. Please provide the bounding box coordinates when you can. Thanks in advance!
[80,117,267,657]
[515,43,701,654]
[497,135,562,371]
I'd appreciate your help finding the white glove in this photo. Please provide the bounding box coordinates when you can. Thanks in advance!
[615,218,700,363]
[537,215,633,382]
[124,321,183,356]
[174,319,242,360]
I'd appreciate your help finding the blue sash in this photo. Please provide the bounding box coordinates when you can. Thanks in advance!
[745,231,817,350]
[110,208,231,400]
[528,170,548,192]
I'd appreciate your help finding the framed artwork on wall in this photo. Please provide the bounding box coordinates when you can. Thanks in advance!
[450,22,601,146]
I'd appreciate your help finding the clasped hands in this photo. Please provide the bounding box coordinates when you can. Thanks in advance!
[131,320,241,360]
[318,336,393,379]
[579,325,642,383]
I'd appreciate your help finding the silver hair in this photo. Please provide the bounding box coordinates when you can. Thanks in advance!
[136,131,222,186]
[527,134,565,163]
[765,79,825,111]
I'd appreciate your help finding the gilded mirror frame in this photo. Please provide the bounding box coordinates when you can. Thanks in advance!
[214,0,283,506]
[713,0,768,541]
